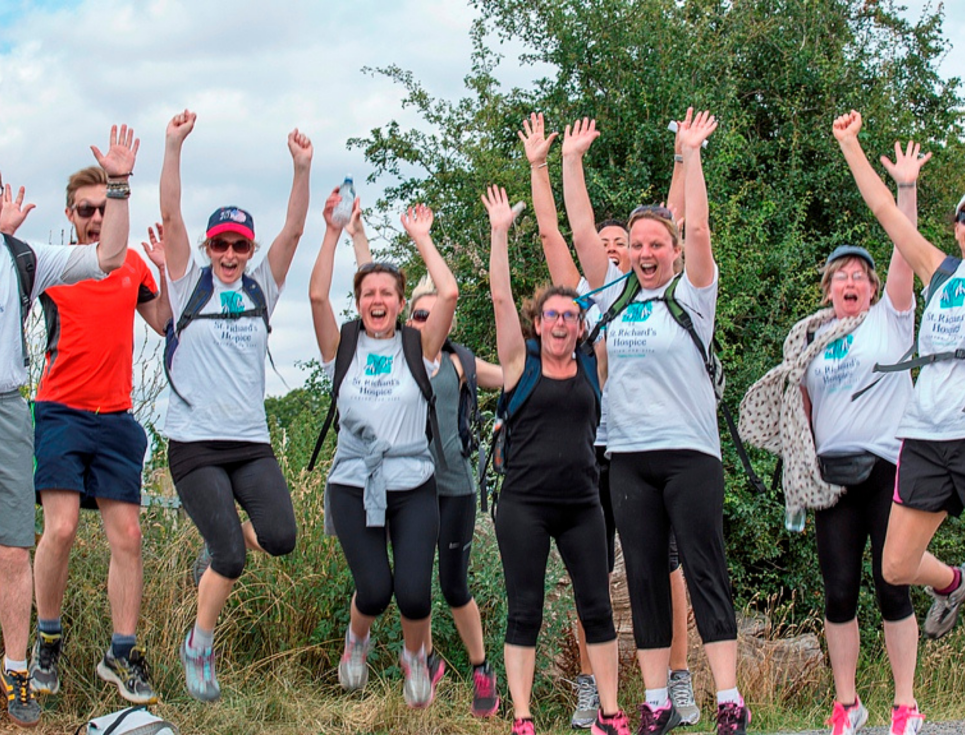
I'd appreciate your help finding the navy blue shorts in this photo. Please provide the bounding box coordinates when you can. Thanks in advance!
[34,401,147,507]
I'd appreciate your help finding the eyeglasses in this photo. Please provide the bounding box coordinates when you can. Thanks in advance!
[832,270,869,283]
[73,203,107,218]
[956,209,965,224]
[209,238,253,254]
[542,309,580,324]
[629,204,674,222]
[410,309,431,323]
[358,261,401,275]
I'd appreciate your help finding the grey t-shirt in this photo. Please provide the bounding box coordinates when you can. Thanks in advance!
[429,355,474,497]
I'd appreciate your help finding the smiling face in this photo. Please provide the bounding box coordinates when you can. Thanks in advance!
[205,233,254,285]
[358,271,405,338]
[534,294,584,359]
[599,224,630,272]
[66,184,107,245]
[825,256,877,318]
[629,217,680,290]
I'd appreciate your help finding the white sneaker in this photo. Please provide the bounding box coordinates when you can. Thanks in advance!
[337,630,370,691]
[669,669,701,725]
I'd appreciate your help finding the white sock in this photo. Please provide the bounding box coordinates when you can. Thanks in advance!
[401,645,425,664]
[189,624,214,653]
[4,657,27,672]
[646,688,670,709]
[347,629,369,646]
[717,687,742,706]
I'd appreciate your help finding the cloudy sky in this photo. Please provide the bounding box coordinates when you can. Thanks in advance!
[2,0,963,404]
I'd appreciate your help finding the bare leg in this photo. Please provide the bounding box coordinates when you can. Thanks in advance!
[637,647,671,689]
[241,520,265,553]
[585,640,620,714]
[196,567,235,632]
[400,615,431,656]
[825,618,859,704]
[882,504,951,587]
[576,617,592,673]
[451,599,486,665]
[883,615,918,707]
[505,643,537,719]
[98,499,143,636]
[349,593,377,640]
[703,639,738,691]
[0,545,33,662]
[669,568,689,671]
[33,490,80,622]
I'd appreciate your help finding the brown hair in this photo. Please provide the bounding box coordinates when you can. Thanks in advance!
[66,166,107,208]
[353,263,406,302]
[819,256,881,305]
[627,208,680,247]
[521,284,584,340]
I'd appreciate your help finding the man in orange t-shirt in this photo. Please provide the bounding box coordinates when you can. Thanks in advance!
[29,166,170,706]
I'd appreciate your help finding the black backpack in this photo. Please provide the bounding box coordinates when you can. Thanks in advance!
[2,233,37,367]
[307,320,445,472]
[442,339,481,458]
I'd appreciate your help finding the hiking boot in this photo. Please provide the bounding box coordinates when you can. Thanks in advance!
[923,565,965,639]
[29,632,63,695]
[471,661,499,717]
[826,699,868,735]
[669,669,700,725]
[637,702,682,734]
[716,700,751,735]
[337,630,370,692]
[96,646,157,704]
[890,704,924,735]
[592,709,632,735]
[571,673,600,728]
[400,648,433,708]
[179,631,220,702]
[192,544,212,587]
[513,718,536,735]
[1,668,41,728]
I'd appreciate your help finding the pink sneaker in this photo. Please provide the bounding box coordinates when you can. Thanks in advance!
[512,717,536,735]
[826,699,868,735]
[890,703,924,735]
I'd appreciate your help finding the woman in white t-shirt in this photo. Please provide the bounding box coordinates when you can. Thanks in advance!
[569,110,751,734]
[836,109,965,735]
[159,110,313,703]
[310,196,457,709]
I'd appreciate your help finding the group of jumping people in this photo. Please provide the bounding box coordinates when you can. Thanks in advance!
[1,107,964,735]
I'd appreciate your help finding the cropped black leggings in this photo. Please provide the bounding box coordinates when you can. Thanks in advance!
[815,457,913,623]
[495,495,615,647]
[329,479,439,621]
[610,449,737,649]
[175,457,297,580]
[438,494,476,609]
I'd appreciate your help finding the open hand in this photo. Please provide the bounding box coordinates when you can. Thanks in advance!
[0,183,36,235]
[562,118,600,158]
[881,140,931,187]
[91,124,139,178]
[678,109,716,152]
[400,204,434,240]
[141,223,166,269]
[518,113,559,166]
[481,185,514,233]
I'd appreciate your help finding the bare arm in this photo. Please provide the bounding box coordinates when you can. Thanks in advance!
[267,129,313,286]
[159,110,196,281]
[475,356,503,391]
[880,139,931,312]
[561,118,608,289]
[834,111,945,284]
[483,185,527,390]
[400,205,458,360]
[666,112,689,220]
[309,188,343,362]
[136,223,172,334]
[91,124,140,273]
[678,109,717,288]
[519,113,579,288]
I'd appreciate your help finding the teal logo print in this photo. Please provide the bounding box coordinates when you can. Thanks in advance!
[220,291,245,314]
[824,335,853,360]
[365,354,394,376]
[939,279,965,309]
[622,301,653,323]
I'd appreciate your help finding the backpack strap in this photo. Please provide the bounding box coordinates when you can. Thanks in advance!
[581,272,639,354]
[308,320,361,472]
[443,340,480,457]
[3,234,37,367]
[401,325,447,471]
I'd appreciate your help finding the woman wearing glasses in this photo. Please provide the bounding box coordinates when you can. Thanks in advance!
[310,197,458,708]
[567,110,750,735]
[483,185,628,735]
[159,109,312,702]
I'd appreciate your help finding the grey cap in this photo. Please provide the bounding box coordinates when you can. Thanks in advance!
[826,244,875,270]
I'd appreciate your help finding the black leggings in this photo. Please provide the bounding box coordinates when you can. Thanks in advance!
[438,494,475,609]
[329,479,439,621]
[175,457,296,580]
[815,457,913,623]
[495,495,615,647]
[610,449,737,649]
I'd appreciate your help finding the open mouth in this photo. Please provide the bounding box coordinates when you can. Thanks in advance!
[639,263,658,277]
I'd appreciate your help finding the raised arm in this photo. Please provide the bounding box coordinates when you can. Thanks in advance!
[346,197,373,266]
[309,188,343,362]
[159,110,196,281]
[136,223,173,334]
[678,109,717,288]
[400,205,458,360]
[0,183,36,236]
[475,356,503,391]
[561,118,608,289]
[483,185,526,390]
[880,139,931,311]
[90,124,139,273]
[834,110,945,284]
[666,110,691,224]
[519,113,579,288]
[266,129,313,286]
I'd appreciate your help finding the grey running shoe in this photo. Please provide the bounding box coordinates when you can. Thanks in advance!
[571,673,600,729]
[179,632,220,702]
[96,646,157,704]
[192,544,212,587]
[29,631,63,695]
[399,648,432,708]
[923,565,965,639]
[1,668,41,727]
[669,669,701,725]
[338,630,370,692]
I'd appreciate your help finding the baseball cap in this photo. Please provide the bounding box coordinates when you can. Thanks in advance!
[826,244,875,271]
[206,206,255,240]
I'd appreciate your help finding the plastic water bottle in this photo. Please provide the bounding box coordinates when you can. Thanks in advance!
[785,507,806,533]
[331,175,355,227]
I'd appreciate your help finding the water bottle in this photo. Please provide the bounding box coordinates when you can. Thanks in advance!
[785,507,806,533]
[331,175,355,227]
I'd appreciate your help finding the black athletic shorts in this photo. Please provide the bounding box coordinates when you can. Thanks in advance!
[894,438,965,517]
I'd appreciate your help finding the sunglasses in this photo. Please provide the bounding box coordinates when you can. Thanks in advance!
[629,204,674,221]
[957,209,965,224]
[73,202,107,218]
[208,238,254,254]
[358,261,401,275]
[542,309,580,324]
[410,309,431,323]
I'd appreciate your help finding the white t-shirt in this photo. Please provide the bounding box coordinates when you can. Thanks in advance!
[577,276,609,446]
[163,258,281,443]
[595,261,721,458]
[1,240,104,393]
[899,258,965,440]
[323,330,436,490]
[804,292,914,463]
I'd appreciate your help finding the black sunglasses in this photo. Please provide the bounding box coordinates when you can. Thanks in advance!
[208,238,253,254]
[73,202,107,218]
[358,261,401,275]
[410,309,431,323]
[957,209,965,224]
